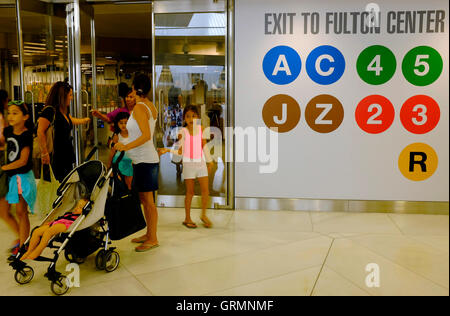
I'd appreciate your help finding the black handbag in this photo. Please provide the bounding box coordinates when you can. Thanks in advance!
[105,152,146,241]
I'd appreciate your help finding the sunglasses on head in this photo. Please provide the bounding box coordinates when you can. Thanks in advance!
[8,100,24,107]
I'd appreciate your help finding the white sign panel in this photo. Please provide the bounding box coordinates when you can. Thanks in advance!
[235,0,449,201]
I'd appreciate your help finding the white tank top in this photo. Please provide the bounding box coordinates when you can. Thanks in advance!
[126,101,159,164]
[118,133,130,145]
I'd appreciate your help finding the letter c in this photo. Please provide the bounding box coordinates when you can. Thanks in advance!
[315,54,335,76]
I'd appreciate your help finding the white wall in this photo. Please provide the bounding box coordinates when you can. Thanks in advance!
[235,0,449,202]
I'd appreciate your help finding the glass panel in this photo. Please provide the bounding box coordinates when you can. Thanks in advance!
[80,6,94,161]
[0,2,19,101]
[90,2,152,165]
[155,12,227,198]
[19,0,69,124]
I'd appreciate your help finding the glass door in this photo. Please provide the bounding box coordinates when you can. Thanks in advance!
[17,0,69,125]
[153,2,230,209]
[0,1,19,101]
[66,1,97,164]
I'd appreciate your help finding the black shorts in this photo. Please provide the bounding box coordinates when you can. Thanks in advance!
[132,163,159,192]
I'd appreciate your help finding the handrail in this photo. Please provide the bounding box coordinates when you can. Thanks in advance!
[25,91,35,124]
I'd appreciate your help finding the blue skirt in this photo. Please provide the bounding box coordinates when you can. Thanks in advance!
[132,163,159,192]
[6,170,37,214]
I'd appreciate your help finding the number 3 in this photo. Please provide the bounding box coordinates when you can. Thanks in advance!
[412,104,427,126]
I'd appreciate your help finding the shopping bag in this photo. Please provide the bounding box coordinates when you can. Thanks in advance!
[105,152,146,240]
[36,164,59,215]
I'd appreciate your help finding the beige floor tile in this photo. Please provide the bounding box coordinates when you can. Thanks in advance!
[349,234,449,289]
[66,276,152,296]
[407,235,449,254]
[121,231,322,276]
[326,238,449,296]
[388,214,449,236]
[135,236,332,296]
[207,266,322,296]
[311,213,402,235]
[311,266,371,296]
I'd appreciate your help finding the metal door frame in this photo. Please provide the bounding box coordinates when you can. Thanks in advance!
[152,0,235,210]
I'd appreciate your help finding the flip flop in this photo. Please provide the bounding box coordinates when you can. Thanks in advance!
[182,222,198,229]
[135,243,159,252]
[131,236,149,244]
[200,216,213,228]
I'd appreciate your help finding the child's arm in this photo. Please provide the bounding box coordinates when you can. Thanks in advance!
[69,115,90,126]
[202,127,214,164]
[1,146,30,171]
[0,115,5,146]
[91,110,111,123]
[173,132,183,156]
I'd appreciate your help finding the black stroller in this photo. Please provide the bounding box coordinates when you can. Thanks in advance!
[9,148,120,295]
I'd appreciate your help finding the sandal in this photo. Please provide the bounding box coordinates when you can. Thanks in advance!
[182,222,198,229]
[135,243,159,252]
[131,236,149,244]
[200,216,213,228]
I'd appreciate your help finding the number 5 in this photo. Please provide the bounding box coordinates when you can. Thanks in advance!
[414,55,430,76]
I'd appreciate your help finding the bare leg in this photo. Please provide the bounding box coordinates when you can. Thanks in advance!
[138,191,159,246]
[21,225,49,259]
[27,224,67,260]
[125,176,133,190]
[184,179,195,225]
[198,177,212,228]
[0,198,19,238]
[16,197,30,246]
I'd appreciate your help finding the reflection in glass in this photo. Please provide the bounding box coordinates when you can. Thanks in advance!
[155,12,227,198]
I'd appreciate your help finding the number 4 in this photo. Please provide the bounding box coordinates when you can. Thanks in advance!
[368,55,383,76]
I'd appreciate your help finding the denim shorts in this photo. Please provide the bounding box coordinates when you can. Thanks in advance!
[132,163,159,192]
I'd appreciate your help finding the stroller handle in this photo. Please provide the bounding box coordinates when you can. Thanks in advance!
[113,151,126,168]
[85,146,98,161]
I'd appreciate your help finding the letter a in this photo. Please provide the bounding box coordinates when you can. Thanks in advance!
[272,55,292,76]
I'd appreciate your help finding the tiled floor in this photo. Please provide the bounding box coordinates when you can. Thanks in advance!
[0,208,448,296]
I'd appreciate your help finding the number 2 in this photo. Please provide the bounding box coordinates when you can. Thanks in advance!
[367,104,383,125]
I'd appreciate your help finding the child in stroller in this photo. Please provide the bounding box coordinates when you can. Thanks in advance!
[10,151,121,295]
[21,198,89,260]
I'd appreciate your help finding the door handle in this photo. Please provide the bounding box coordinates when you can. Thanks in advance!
[158,89,164,129]
[25,91,35,124]
[81,90,90,132]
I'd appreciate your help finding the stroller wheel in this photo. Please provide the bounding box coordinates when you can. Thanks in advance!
[14,266,34,285]
[95,250,106,270]
[64,250,85,264]
[51,276,69,296]
[104,250,120,273]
